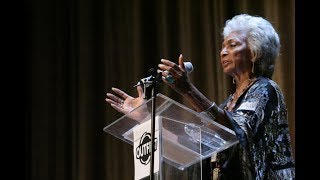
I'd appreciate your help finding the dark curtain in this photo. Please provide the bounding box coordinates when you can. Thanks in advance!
[26,0,295,179]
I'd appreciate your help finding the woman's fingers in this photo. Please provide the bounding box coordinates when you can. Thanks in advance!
[111,87,129,99]
[159,59,180,76]
[157,69,170,77]
[105,97,116,105]
[178,54,185,70]
[106,93,123,104]
[105,96,124,112]
[106,87,130,106]
[110,103,126,113]
[106,87,146,115]
[136,85,144,98]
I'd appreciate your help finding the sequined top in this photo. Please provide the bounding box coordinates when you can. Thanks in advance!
[215,77,295,180]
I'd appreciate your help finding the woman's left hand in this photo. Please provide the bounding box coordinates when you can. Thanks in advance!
[158,54,192,95]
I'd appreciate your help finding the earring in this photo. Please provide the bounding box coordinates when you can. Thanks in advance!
[251,62,255,74]
[233,78,235,84]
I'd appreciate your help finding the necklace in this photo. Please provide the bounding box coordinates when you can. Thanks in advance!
[225,77,256,111]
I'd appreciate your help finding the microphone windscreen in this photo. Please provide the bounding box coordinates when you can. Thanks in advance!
[184,62,194,74]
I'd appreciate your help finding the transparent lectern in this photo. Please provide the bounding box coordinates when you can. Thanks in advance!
[103,94,239,180]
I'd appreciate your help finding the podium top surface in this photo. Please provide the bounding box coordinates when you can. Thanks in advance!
[103,93,239,169]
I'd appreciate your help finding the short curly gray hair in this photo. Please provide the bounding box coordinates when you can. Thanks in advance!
[223,14,280,78]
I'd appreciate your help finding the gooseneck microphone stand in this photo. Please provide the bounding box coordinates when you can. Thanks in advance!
[149,78,157,180]
[136,69,161,180]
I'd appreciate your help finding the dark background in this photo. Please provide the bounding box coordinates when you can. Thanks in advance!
[24,0,295,179]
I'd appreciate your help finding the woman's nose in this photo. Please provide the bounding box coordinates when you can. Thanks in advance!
[220,48,228,57]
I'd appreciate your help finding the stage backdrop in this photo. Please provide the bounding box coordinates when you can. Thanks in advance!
[26,0,295,179]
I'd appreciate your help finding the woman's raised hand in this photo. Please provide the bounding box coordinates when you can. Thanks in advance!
[106,85,146,114]
[158,54,192,94]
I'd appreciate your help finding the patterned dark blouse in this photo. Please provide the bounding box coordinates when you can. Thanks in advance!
[215,77,295,179]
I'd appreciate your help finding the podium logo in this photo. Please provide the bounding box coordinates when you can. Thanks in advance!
[136,132,157,165]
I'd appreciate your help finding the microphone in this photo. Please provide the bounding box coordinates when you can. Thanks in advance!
[134,62,193,99]
[183,62,194,74]
[134,62,194,87]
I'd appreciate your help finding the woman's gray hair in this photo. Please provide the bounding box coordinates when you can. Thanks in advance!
[223,14,280,78]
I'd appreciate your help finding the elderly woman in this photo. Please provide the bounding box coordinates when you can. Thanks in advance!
[106,14,295,179]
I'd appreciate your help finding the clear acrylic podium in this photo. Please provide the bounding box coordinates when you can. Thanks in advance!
[103,93,239,180]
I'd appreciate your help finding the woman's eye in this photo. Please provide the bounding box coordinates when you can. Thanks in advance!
[230,43,237,47]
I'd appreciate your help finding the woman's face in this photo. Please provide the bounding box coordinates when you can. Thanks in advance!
[220,31,252,76]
